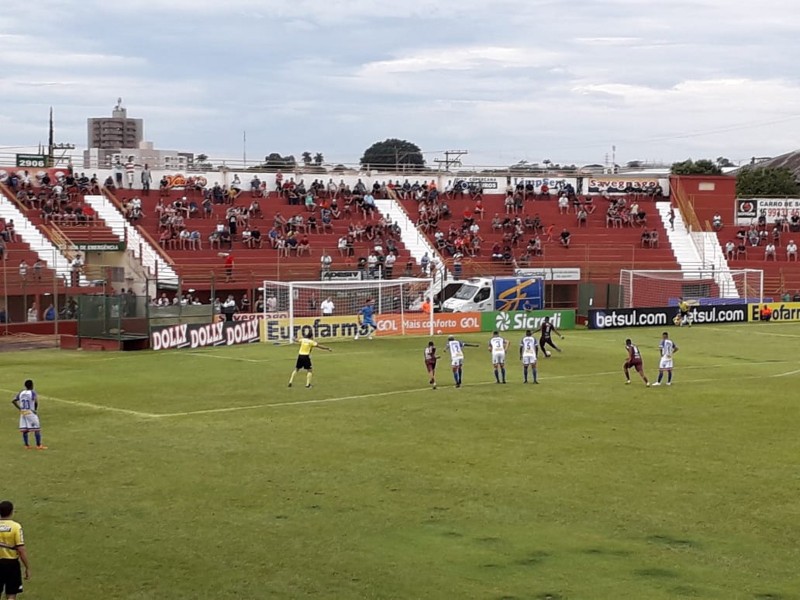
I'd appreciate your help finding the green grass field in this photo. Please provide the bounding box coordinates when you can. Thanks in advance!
[3,323,800,600]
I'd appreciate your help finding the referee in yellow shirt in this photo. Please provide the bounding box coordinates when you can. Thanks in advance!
[0,501,30,599]
[288,333,331,388]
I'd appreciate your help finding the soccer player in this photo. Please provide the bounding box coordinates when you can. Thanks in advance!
[519,329,539,384]
[424,341,439,389]
[288,333,332,388]
[0,500,30,599]
[11,380,45,450]
[677,297,692,327]
[537,316,564,357]
[653,331,678,386]
[354,298,377,340]
[623,339,650,386]
[488,330,509,384]
[446,335,480,388]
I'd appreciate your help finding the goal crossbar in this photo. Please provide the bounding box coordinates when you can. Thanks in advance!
[619,269,763,308]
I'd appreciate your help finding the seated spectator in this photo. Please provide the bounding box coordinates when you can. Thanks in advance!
[304,193,317,212]
[491,242,503,260]
[712,213,723,230]
[558,194,569,214]
[736,242,747,258]
[725,240,735,260]
[577,208,588,228]
[764,242,776,261]
[649,229,659,247]
[337,235,348,257]
[189,230,202,250]
[297,234,311,256]
[584,196,596,214]
[559,228,571,248]
[786,239,797,261]
[790,215,800,232]
[641,230,651,247]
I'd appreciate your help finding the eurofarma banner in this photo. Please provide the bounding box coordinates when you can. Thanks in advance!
[481,310,576,332]
[260,313,484,341]
[747,302,800,322]
[151,320,260,350]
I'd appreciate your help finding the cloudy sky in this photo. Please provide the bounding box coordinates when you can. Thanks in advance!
[2,0,800,168]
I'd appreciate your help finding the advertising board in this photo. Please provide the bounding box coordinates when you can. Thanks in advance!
[747,302,800,322]
[481,310,576,332]
[151,320,260,350]
[588,305,747,329]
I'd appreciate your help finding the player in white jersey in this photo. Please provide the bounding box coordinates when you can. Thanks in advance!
[487,330,509,384]
[446,335,479,388]
[653,331,678,386]
[519,329,539,384]
[11,379,46,449]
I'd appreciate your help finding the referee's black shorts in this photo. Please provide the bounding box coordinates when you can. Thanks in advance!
[295,354,312,370]
[0,559,23,596]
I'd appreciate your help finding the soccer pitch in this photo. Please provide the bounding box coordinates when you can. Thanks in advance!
[3,323,800,599]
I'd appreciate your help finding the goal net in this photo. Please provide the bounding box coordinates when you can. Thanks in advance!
[260,278,434,342]
[619,269,763,308]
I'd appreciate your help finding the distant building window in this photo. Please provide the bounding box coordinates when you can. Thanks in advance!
[698,182,715,191]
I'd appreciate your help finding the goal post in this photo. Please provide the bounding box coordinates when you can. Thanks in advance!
[618,269,763,308]
[260,278,435,342]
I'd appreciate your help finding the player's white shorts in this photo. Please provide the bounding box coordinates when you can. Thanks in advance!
[451,357,463,367]
[492,351,506,365]
[522,355,537,366]
[19,412,41,430]
[659,357,674,370]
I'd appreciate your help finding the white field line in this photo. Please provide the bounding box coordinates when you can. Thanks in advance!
[0,388,157,418]
[185,350,379,363]
[6,360,797,420]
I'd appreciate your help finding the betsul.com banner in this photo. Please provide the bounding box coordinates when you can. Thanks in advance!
[588,305,747,329]
[151,320,260,350]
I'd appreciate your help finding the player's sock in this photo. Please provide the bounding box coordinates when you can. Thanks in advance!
[453,371,459,384]
[523,366,528,382]
[501,367,506,383]
[657,372,663,383]
[22,432,29,446]
[668,371,673,384]
[306,372,313,387]
[288,369,297,385]
[458,367,463,385]
[34,431,42,446]
[494,368,499,383]
[532,368,538,383]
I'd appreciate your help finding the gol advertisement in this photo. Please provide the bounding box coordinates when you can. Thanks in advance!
[374,313,481,337]
[481,309,576,332]
[260,313,483,341]
[747,302,800,322]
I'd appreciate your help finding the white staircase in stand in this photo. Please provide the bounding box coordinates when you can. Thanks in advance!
[657,202,738,298]
[83,194,178,281]
[0,194,88,284]
[375,198,450,288]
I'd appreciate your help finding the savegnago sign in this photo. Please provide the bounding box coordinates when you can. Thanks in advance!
[151,320,260,350]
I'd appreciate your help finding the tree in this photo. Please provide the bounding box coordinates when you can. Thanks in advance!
[626,160,643,168]
[301,152,312,166]
[670,159,722,175]
[263,153,296,171]
[194,153,213,170]
[360,138,424,172]
[716,156,735,168]
[314,153,324,166]
[736,167,800,197]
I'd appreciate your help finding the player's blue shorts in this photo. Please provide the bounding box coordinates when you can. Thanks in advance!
[362,318,376,328]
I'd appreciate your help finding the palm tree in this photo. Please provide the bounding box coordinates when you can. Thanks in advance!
[301,152,312,166]
[314,152,324,166]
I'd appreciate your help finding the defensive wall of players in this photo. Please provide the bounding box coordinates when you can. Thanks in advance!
[148,302,800,350]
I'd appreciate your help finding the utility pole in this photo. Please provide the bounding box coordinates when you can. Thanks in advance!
[433,150,468,171]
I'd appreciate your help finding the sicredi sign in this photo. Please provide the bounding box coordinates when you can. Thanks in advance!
[481,310,576,332]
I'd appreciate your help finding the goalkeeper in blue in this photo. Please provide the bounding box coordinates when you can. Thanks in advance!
[354,298,377,340]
